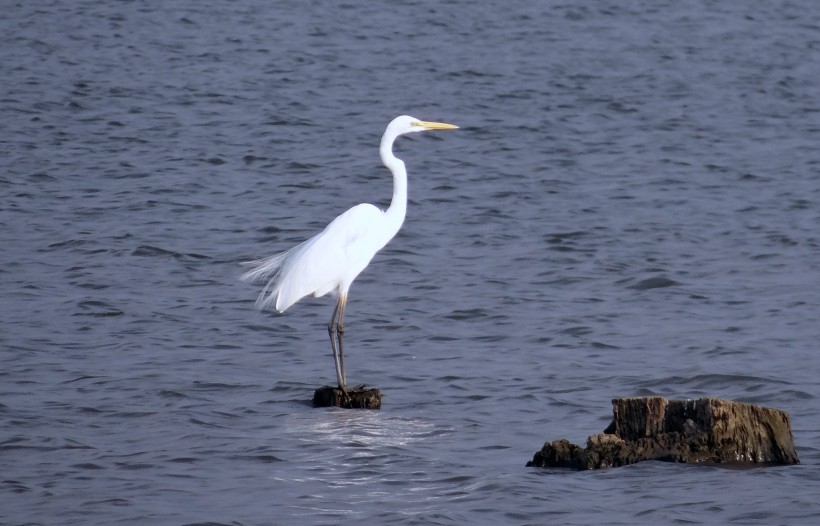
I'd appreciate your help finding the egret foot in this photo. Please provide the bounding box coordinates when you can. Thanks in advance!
[313,385,382,410]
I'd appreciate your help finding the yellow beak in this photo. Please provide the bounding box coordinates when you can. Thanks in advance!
[415,120,459,130]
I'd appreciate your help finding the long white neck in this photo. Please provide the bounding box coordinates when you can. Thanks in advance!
[379,131,408,237]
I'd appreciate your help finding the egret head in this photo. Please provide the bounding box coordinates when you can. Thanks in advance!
[388,115,459,137]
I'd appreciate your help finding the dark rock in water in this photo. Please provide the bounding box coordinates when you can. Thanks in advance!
[313,385,382,410]
[527,396,798,469]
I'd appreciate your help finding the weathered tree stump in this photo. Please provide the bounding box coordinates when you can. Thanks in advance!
[313,385,382,409]
[527,396,798,469]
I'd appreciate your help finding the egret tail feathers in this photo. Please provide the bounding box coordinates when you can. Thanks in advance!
[240,236,333,313]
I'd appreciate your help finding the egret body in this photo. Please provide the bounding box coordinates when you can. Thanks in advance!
[241,115,458,389]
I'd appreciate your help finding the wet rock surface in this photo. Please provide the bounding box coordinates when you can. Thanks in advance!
[528,397,798,469]
[313,385,382,409]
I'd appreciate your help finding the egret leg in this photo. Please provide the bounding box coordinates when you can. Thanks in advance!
[327,296,346,389]
[336,294,348,388]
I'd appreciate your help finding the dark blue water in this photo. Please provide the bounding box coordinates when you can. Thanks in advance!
[2,1,819,524]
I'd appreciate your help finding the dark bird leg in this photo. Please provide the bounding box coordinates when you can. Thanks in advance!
[328,295,347,389]
[336,293,348,389]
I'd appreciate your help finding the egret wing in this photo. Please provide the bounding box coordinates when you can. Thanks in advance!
[242,203,385,312]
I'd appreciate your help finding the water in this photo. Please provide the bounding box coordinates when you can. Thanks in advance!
[2,0,819,524]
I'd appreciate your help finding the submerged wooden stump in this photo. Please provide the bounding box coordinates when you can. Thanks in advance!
[527,396,798,469]
[313,385,382,410]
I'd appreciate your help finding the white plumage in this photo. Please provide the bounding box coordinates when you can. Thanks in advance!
[241,203,387,312]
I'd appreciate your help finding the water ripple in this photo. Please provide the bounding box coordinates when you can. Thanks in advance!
[2,0,819,524]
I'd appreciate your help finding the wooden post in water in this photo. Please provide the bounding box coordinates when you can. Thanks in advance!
[313,385,382,410]
[527,396,798,469]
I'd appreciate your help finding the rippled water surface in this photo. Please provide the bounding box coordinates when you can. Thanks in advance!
[2,1,820,524]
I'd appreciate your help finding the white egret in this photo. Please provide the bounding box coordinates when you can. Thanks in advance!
[241,115,458,389]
